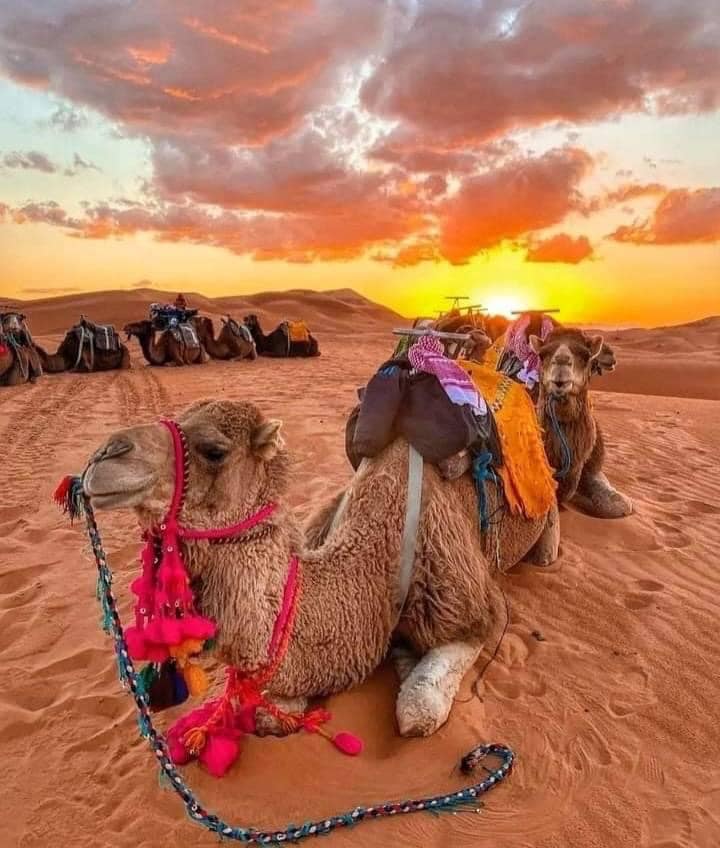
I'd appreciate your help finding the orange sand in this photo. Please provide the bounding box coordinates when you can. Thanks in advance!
[1,291,719,847]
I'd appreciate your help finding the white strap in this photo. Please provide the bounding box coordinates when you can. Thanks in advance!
[395,444,423,615]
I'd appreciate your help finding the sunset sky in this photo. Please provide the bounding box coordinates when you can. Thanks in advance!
[1,0,718,324]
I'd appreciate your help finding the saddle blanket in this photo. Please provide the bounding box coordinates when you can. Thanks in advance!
[459,360,556,520]
[285,321,310,343]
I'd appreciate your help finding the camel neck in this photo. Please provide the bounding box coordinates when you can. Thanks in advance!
[538,389,589,424]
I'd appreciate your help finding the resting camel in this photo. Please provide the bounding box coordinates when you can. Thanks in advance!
[35,317,131,373]
[82,399,559,738]
[124,320,205,366]
[530,328,632,518]
[244,314,320,358]
[193,316,257,361]
[0,312,42,385]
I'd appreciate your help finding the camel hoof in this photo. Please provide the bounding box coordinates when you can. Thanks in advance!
[396,677,451,737]
[604,491,634,518]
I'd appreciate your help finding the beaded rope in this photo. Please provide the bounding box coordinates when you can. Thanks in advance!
[67,480,514,844]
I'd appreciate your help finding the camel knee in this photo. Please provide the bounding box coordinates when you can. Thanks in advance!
[576,472,633,519]
[396,641,481,737]
[527,503,560,566]
[391,643,419,683]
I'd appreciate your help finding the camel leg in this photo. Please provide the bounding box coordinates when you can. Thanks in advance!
[573,470,633,518]
[526,501,560,566]
[254,696,309,737]
[396,639,482,737]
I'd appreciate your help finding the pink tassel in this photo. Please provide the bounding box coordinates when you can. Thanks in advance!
[199,732,241,778]
[330,732,363,756]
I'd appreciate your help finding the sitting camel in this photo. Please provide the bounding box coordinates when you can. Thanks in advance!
[82,399,559,738]
[124,320,205,366]
[35,316,131,373]
[530,328,632,518]
[0,311,42,385]
[244,314,320,358]
[193,316,257,361]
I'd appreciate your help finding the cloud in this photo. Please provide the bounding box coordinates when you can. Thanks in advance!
[361,0,720,148]
[2,150,57,173]
[0,0,388,147]
[439,147,593,263]
[49,104,89,132]
[526,233,593,264]
[64,152,101,176]
[608,188,720,244]
[131,278,154,288]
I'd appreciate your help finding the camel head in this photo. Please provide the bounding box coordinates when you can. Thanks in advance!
[243,314,260,332]
[82,400,287,527]
[123,319,151,341]
[1,312,25,334]
[530,328,603,400]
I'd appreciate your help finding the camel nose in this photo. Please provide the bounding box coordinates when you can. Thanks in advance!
[88,436,133,466]
[552,379,571,393]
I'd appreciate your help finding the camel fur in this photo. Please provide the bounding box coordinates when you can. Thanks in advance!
[82,399,559,738]
[193,316,257,361]
[530,328,632,519]
[123,319,206,366]
[244,314,320,358]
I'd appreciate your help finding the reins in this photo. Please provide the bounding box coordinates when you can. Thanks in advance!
[55,419,515,843]
[546,397,572,480]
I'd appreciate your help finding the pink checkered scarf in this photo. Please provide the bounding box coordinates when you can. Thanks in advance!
[408,335,486,413]
[504,315,554,387]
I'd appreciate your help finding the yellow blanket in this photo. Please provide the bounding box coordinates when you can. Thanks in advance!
[286,321,310,343]
[458,359,556,519]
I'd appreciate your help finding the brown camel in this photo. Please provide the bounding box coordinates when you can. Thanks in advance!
[530,328,632,518]
[35,317,131,373]
[193,316,257,361]
[0,312,42,385]
[82,399,559,738]
[123,320,205,366]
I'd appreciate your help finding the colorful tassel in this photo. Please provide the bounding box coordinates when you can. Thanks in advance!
[329,731,363,757]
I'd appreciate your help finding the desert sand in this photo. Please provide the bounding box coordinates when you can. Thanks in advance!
[1,290,719,848]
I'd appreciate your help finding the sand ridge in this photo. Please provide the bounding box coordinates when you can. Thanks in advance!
[1,291,719,847]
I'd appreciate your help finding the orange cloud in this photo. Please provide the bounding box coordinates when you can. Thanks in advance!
[609,188,720,245]
[526,234,594,264]
[439,148,593,264]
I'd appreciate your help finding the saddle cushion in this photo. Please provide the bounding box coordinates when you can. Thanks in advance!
[171,322,200,348]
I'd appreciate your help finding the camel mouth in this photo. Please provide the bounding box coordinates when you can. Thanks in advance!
[83,462,157,509]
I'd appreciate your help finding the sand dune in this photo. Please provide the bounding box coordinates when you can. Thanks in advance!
[1,292,719,847]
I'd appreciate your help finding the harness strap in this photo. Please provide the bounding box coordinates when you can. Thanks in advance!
[394,444,423,615]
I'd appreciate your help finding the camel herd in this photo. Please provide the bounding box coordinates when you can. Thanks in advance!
[0,309,320,385]
[78,306,632,746]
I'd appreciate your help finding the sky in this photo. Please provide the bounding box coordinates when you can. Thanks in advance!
[0,0,718,325]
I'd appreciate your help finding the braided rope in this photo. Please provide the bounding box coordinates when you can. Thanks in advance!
[68,480,514,843]
[546,398,573,481]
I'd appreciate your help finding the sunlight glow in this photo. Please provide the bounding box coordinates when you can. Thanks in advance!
[480,292,527,317]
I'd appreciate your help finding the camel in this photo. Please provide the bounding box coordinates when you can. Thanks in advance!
[244,314,320,358]
[35,317,131,373]
[124,320,205,366]
[0,312,42,385]
[193,316,257,361]
[82,399,559,738]
[530,328,632,518]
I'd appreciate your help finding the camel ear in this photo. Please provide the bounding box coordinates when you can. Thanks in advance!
[252,419,284,460]
[529,334,543,355]
[588,335,604,360]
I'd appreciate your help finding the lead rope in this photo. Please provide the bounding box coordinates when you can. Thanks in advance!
[57,479,514,844]
[546,397,572,480]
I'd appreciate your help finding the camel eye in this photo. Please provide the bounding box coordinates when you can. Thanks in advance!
[197,444,228,463]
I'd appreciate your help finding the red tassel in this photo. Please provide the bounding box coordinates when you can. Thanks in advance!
[330,731,363,756]
[53,475,73,507]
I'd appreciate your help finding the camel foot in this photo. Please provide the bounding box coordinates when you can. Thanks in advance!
[574,473,633,519]
[396,640,481,737]
[527,501,560,566]
[254,696,309,737]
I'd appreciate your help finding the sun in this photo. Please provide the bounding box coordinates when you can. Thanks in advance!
[482,293,527,317]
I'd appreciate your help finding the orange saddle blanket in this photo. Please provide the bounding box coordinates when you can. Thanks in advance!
[459,360,556,519]
[286,321,310,343]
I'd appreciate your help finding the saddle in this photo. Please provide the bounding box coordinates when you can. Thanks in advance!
[283,320,310,344]
[224,317,254,344]
[170,322,200,348]
[150,305,200,348]
[75,318,120,352]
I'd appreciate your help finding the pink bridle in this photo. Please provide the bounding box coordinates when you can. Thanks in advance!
[124,419,278,664]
